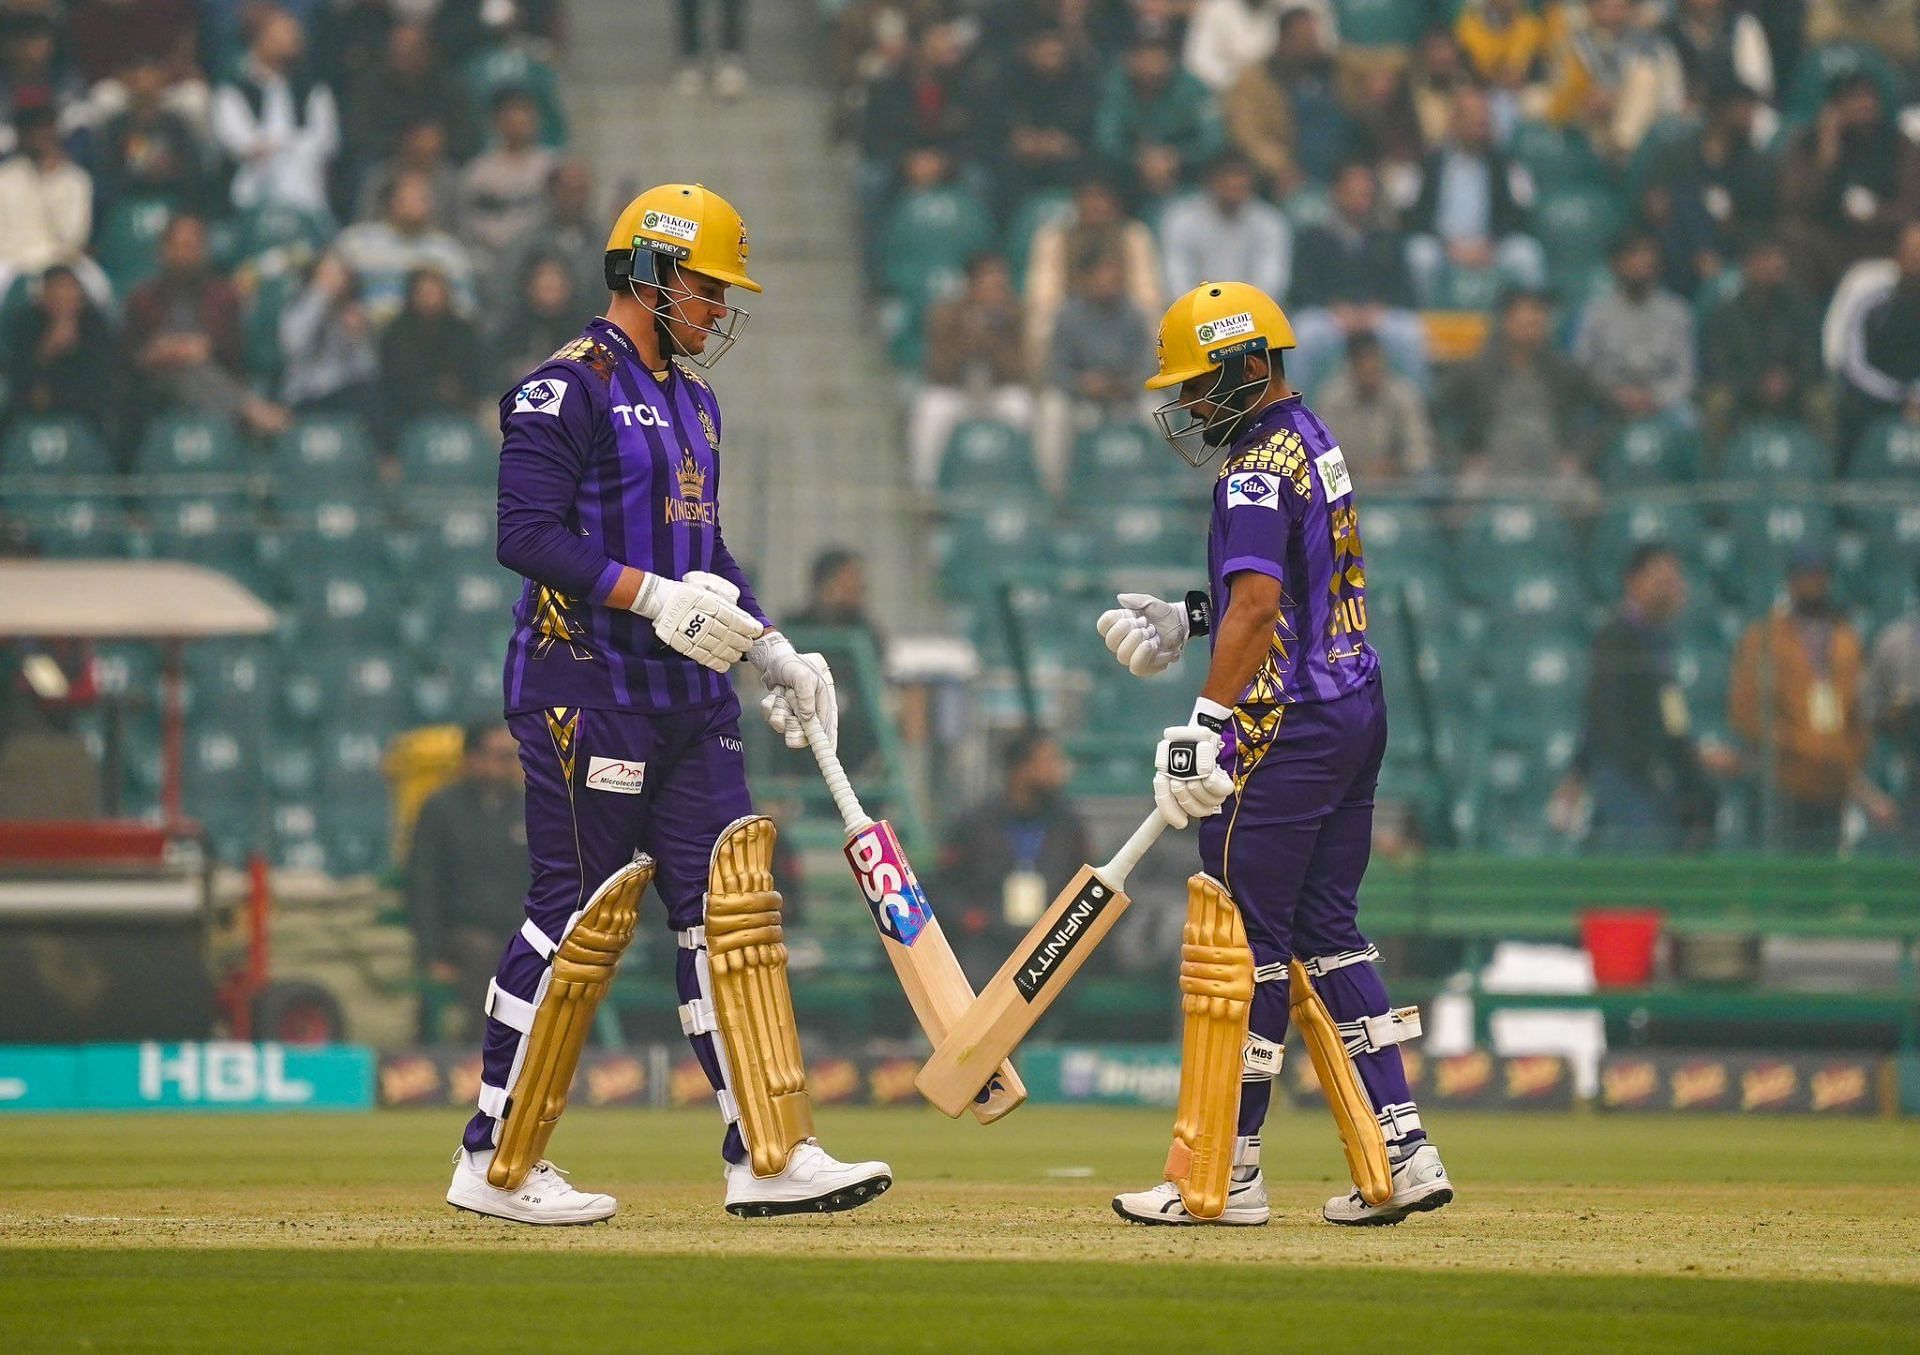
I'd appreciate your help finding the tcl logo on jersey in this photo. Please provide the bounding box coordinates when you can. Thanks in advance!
[611,404,671,428]
[845,823,932,946]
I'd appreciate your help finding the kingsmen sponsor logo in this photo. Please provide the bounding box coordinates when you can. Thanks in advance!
[513,378,567,416]
[1195,311,1255,345]
[642,210,700,243]
[1225,471,1279,510]
[1014,879,1114,1001]
[663,452,716,525]
[846,824,932,946]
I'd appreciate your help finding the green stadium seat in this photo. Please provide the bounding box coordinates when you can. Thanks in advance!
[427,563,521,647]
[1479,736,1575,855]
[934,502,1053,604]
[241,270,301,384]
[419,502,498,566]
[186,642,274,722]
[463,48,569,147]
[1596,416,1702,487]
[94,196,175,293]
[1068,420,1171,499]
[938,418,1040,497]
[1486,564,1590,637]
[1586,498,1709,590]
[1507,120,1609,192]
[1280,187,1334,234]
[271,415,377,492]
[1724,499,1836,609]
[214,201,335,274]
[1848,415,1920,483]
[1718,418,1832,484]
[1099,502,1202,573]
[265,736,320,799]
[12,495,124,557]
[280,553,387,642]
[1455,500,1577,601]
[1504,631,1589,726]
[1361,498,1445,567]
[1002,189,1073,289]
[879,186,994,306]
[0,416,112,480]
[135,414,246,477]
[397,415,495,488]
[181,722,265,850]
[1334,0,1424,47]
[270,798,326,871]
[139,491,256,574]
[1532,183,1624,285]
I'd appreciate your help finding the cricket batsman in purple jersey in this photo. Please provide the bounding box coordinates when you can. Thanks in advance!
[1102,282,1452,1227]
[445,183,891,1224]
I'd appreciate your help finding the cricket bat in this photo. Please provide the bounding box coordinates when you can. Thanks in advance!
[915,809,1170,1118]
[802,719,1026,1124]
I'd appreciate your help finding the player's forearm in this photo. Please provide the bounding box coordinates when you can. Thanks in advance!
[494,511,623,602]
[1199,576,1281,708]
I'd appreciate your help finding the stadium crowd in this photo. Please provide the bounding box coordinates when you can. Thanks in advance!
[832,0,1920,857]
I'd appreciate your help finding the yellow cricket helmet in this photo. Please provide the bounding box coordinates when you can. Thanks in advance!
[604,182,761,293]
[1146,281,1295,466]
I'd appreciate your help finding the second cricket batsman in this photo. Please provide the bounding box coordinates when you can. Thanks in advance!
[1101,282,1453,1227]
[445,183,891,1224]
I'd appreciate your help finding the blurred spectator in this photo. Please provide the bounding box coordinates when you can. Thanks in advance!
[877,143,993,307]
[497,158,602,319]
[343,23,474,178]
[1863,571,1920,850]
[1454,0,1553,93]
[1093,33,1224,204]
[676,0,750,99]
[1661,0,1773,102]
[1834,220,1920,453]
[1289,161,1427,390]
[93,53,215,213]
[787,546,883,774]
[1023,174,1160,365]
[911,254,1033,488]
[1039,248,1153,488]
[211,6,339,214]
[1555,545,1735,852]
[988,25,1099,207]
[1345,56,1430,189]
[377,267,484,439]
[492,253,581,389]
[311,0,394,93]
[125,214,292,436]
[0,102,91,287]
[1311,332,1436,486]
[1438,287,1600,484]
[1572,231,1695,427]
[1403,84,1545,308]
[460,88,557,258]
[431,0,565,67]
[354,120,462,234]
[1779,70,1920,296]
[1731,549,1893,853]
[66,0,199,88]
[1159,153,1291,302]
[1183,0,1282,93]
[277,252,377,417]
[1542,0,1684,163]
[3,266,115,435]
[1406,28,1474,152]
[0,12,79,148]
[1636,74,1777,276]
[335,169,478,327]
[406,720,528,1033]
[857,20,974,172]
[1701,235,1826,440]
[938,733,1091,980]
[1805,0,1920,71]
[1225,3,1351,194]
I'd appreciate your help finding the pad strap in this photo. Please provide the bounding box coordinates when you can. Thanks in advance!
[677,925,706,949]
[678,996,718,1037]
[1377,1101,1423,1140]
[477,1081,510,1118]
[1301,944,1380,977]
[1252,961,1289,984]
[1338,1006,1423,1057]
[485,979,538,1035]
[519,918,558,960]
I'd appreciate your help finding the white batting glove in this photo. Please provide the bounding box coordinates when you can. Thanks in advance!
[1097,592,1190,677]
[628,569,760,672]
[751,632,838,751]
[1152,699,1234,829]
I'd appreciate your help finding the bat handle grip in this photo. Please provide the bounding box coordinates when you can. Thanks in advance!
[1100,810,1170,892]
[804,716,872,835]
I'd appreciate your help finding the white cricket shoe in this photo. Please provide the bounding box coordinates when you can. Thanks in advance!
[1322,1142,1453,1226]
[446,1148,616,1225]
[723,1140,892,1218]
[1112,1172,1270,1227]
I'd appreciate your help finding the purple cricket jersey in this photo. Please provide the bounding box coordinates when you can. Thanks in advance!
[494,317,769,716]
[1206,393,1378,709]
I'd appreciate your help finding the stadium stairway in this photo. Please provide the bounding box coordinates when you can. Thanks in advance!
[562,1,927,624]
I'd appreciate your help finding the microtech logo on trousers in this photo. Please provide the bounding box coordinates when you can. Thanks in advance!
[1014,882,1112,1001]
[585,757,647,794]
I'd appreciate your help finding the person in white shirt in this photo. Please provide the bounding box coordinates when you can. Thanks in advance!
[0,103,92,294]
[211,6,339,215]
[1158,154,1292,303]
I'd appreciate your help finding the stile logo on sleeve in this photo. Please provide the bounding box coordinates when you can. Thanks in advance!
[513,378,568,416]
[642,210,700,243]
[1226,472,1279,510]
[585,757,646,795]
[1195,312,1255,345]
[1315,446,1353,501]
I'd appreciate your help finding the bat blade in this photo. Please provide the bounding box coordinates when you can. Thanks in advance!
[843,819,1026,1122]
[915,862,1132,1118]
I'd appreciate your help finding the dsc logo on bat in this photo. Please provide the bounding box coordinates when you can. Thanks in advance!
[846,824,933,947]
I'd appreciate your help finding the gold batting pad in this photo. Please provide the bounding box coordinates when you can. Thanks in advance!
[1163,874,1253,1219]
[1289,958,1393,1205]
[706,816,814,1177]
[488,856,652,1189]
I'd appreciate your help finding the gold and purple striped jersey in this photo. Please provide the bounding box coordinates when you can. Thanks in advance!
[495,317,768,715]
[1206,394,1377,707]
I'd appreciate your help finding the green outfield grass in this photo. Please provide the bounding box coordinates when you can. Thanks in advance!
[2,1105,1917,1352]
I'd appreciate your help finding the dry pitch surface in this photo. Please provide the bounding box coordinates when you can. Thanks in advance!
[2,1105,1917,1352]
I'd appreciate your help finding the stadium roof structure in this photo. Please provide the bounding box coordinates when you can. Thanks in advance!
[0,560,277,639]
